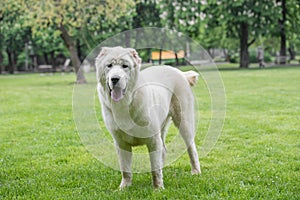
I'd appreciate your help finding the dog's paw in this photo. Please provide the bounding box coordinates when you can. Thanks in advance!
[119,180,132,190]
[191,168,201,175]
[154,184,165,191]
[153,179,164,190]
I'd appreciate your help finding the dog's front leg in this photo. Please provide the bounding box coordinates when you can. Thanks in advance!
[116,142,132,189]
[147,137,164,189]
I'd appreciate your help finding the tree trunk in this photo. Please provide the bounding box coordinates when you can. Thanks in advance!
[147,48,152,63]
[50,51,56,72]
[279,0,287,64]
[76,39,83,62]
[210,49,215,59]
[239,22,250,68]
[6,47,15,74]
[13,50,18,71]
[44,53,49,65]
[59,24,86,83]
[159,49,162,65]
[175,52,179,66]
[288,46,296,60]
[0,52,3,74]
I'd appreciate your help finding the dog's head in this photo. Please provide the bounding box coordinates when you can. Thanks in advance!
[95,46,141,102]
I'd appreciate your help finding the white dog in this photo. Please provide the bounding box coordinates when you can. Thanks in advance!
[95,46,201,189]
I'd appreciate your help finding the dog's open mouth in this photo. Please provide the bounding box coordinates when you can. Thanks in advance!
[109,86,126,102]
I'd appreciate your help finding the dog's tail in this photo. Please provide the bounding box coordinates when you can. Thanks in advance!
[182,71,199,87]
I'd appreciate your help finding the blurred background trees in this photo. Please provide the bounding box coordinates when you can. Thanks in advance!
[0,0,299,77]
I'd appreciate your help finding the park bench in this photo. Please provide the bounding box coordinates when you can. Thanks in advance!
[275,55,290,64]
[38,65,52,73]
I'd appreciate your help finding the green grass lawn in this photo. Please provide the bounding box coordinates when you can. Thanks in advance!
[1,66,299,199]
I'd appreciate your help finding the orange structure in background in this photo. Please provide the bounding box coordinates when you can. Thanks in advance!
[151,50,185,60]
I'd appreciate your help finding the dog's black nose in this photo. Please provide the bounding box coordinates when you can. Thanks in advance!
[111,76,120,85]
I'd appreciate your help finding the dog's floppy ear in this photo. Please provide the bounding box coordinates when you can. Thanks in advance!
[96,47,109,65]
[95,47,110,85]
[128,48,141,67]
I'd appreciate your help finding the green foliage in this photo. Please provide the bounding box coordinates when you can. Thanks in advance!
[1,50,8,66]
[229,52,239,63]
[249,49,272,63]
[284,0,300,51]
[229,49,273,64]
[16,51,27,70]
[1,67,299,198]
[221,0,281,37]
[158,0,206,38]
[204,0,286,67]
[133,0,161,28]
[0,0,68,69]
[1,0,300,71]
[32,26,65,54]
[20,0,135,36]
[0,3,30,71]
[0,0,136,78]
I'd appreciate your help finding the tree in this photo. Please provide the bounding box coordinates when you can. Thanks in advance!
[153,0,207,64]
[278,0,287,64]
[0,19,3,74]
[10,0,135,83]
[158,0,205,38]
[201,3,235,60]
[32,26,67,71]
[276,0,300,63]
[0,1,32,74]
[207,0,281,68]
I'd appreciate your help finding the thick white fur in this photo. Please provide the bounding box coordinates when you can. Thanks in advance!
[95,46,201,189]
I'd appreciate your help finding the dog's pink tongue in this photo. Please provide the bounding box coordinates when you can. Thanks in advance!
[111,87,123,102]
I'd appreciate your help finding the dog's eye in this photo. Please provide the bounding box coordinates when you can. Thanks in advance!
[122,64,129,69]
[107,64,113,68]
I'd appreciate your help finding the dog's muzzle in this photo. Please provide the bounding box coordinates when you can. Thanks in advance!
[108,75,126,102]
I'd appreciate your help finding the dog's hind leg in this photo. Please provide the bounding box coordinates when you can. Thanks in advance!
[171,97,201,174]
[187,140,201,174]
[177,119,201,174]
